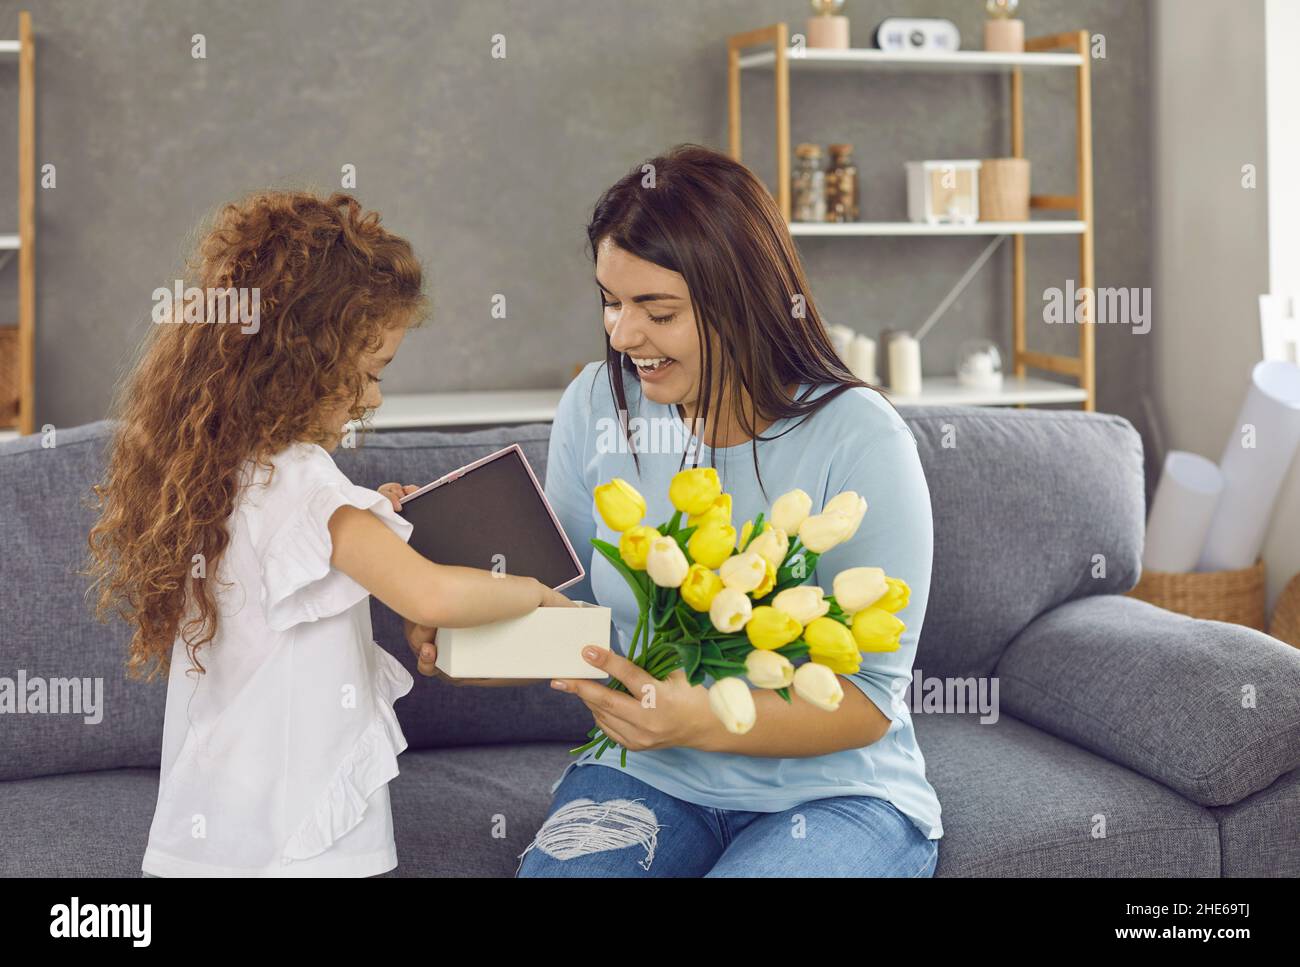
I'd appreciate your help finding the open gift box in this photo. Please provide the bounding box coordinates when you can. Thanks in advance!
[434,600,612,679]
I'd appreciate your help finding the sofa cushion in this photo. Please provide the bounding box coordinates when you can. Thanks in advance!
[896,406,1145,682]
[915,711,1221,876]
[1210,766,1300,876]
[996,594,1300,806]
[0,422,165,782]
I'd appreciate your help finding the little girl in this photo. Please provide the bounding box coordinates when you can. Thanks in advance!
[88,190,572,876]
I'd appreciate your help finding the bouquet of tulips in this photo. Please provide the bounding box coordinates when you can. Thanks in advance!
[572,467,911,765]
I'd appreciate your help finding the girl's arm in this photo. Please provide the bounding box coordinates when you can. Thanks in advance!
[327,504,570,628]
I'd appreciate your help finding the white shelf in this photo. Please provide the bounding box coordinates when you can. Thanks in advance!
[366,389,565,429]
[887,375,1087,407]
[739,47,1083,72]
[0,41,19,57]
[358,377,1083,431]
[0,429,19,443]
[0,235,19,249]
[789,220,1085,237]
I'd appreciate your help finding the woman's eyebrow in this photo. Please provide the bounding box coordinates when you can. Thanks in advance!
[595,277,685,303]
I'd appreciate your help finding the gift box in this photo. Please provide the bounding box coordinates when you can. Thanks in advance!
[434,600,611,679]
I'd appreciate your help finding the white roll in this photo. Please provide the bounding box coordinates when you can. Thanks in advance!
[1143,451,1223,573]
[1197,361,1300,571]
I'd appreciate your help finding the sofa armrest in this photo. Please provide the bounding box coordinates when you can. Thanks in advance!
[996,594,1300,806]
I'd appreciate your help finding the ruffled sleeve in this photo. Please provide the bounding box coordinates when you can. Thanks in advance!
[256,448,414,633]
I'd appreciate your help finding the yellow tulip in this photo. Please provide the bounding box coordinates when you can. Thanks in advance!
[798,512,854,553]
[748,525,789,570]
[804,617,861,674]
[850,606,905,653]
[823,491,868,540]
[737,519,753,550]
[680,564,724,612]
[618,524,657,571]
[771,586,829,625]
[669,467,722,516]
[750,559,777,599]
[687,520,736,569]
[646,536,690,588]
[770,489,812,536]
[745,606,802,650]
[687,493,732,528]
[874,577,911,613]
[719,550,766,593]
[708,677,756,734]
[833,566,888,613]
[709,587,753,633]
[745,649,795,689]
[594,478,646,532]
[793,661,844,711]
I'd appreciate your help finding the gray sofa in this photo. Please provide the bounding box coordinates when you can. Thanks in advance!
[2,406,1298,877]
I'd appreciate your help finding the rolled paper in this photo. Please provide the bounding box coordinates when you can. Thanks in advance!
[847,334,878,384]
[1197,361,1300,571]
[1143,451,1224,573]
[889,334,922,397]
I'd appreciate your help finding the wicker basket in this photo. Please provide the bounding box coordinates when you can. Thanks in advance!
[0,327,19,427]
[1125,557,1267,631]
[1267,572,1300,649]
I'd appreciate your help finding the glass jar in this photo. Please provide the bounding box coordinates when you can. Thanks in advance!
[825,143,859,222]
[791,143,827,222]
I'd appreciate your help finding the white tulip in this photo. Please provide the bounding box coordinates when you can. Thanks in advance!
[745,649,795,688]
[747,524,789,570]
[708,676,757,734]
[771,586,829,625]
[833,567,888,613]
[770,489,813,536]
[709,587,753,633]
[798,512,854,553]
[719,550,767,593]
[646,536,689,588]
[793,661,844,711]
[823,491,868,539]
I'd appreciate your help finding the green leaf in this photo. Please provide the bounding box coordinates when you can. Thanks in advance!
[590,538,649,609]
[741,513,766,551]
[676,640,702,680]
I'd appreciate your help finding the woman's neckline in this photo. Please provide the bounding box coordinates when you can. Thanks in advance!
[656,381,814,454]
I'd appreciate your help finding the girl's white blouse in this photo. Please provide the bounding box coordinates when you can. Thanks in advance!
[142,442,415,877]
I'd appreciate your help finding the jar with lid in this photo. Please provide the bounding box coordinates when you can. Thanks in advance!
[825,143,859,222]
[791,143,827,222]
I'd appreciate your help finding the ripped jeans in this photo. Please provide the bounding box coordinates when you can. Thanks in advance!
[516,762,939,878]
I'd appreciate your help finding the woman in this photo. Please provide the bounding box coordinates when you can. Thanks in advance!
[513,144,943,877]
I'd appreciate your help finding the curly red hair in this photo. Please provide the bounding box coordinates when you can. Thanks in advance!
[88,190,426,681]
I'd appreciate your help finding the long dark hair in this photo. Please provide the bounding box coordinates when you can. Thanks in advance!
[586,143,892,500]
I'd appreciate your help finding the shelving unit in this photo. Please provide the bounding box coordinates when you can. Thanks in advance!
[726,23,1096,410]
[0,12,34,440]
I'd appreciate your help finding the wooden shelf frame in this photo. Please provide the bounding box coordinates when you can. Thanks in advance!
[726,25,1097,411]
[1,11,34,435]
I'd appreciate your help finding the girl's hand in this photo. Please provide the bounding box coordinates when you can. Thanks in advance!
[401,617,544,688]
[378,482,420,512]
[552,646,715,753]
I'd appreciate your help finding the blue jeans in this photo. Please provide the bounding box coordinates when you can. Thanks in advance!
[516,763,939,877]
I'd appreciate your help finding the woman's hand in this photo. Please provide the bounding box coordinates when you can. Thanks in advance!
[378,482,420,511]
[552,646,716,753]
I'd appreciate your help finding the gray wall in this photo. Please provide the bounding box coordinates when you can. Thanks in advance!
[0,0,1153,458]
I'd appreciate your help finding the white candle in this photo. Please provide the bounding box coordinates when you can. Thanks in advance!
[889,334,922,396]
[847,334,877,384]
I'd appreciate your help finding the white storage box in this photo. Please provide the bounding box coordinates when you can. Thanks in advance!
[906,159,981,224]
[434,600,611,679]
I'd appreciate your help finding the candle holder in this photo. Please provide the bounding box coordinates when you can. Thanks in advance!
[808,0,850,49]
[983,0,1024,53]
